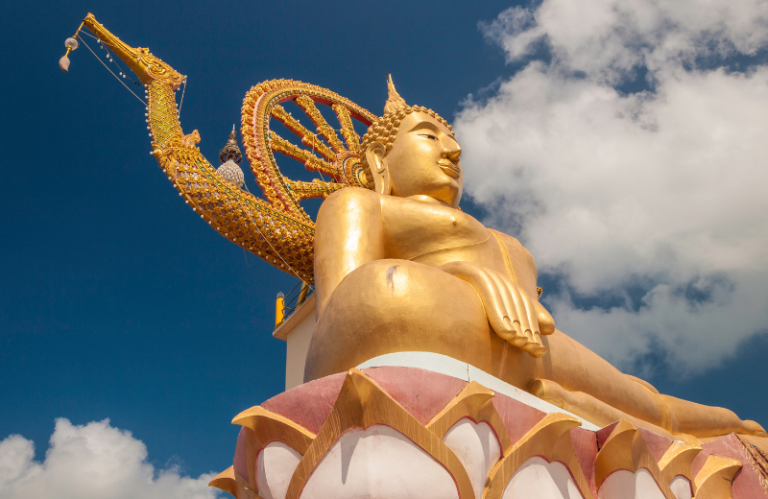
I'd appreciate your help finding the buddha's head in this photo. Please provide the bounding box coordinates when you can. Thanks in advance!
[361,76,462,208]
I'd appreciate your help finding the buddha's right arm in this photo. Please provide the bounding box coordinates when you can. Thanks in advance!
[314,188,386,314]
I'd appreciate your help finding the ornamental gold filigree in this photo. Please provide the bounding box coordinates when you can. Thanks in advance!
[240,79,377,222]
[79,14,382,284]
[83,14,185,89]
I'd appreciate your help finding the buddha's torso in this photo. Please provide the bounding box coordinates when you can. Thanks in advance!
[379,195,539,299]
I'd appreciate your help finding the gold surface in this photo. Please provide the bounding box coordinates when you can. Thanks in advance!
[232,406,315,491]
[240,79,377,228]
[209,466,260,499]
[657,440,702,487]
[426,381,513,454]
[284,369,475,499]
[211,370,746,499]
[80,14,384,284]
[483,412,594,499]
[83,14,184,89]
[693,454,742,499]
[312,81,556,356]
[593,419,676,498]
[737,435,768,496]
[594,420,637,489]
[213,371,594,499]
[359,75,454,182]
[275,294,285,327]
[308,256,763,441]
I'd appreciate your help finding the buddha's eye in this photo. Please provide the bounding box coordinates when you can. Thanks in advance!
[418,133,438,141]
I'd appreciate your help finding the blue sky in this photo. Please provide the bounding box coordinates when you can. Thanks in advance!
[2,0,767,490]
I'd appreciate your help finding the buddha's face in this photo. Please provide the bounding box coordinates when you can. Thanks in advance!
[379,112,463,208]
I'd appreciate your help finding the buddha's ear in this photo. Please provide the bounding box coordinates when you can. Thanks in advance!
[365,142,391,195]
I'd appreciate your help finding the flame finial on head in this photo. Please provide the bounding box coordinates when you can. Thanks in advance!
[384,75,408,115]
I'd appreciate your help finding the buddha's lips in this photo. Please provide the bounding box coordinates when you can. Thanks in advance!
[438,160,461,179]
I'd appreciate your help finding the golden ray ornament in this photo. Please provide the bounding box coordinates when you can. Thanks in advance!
[241,80,377,222]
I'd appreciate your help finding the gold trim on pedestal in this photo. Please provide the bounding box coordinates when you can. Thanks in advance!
[658,440,702,488]
[207,370,745,499]
[426,381,513,455]
[594,419,676,499]
[694,455,742,499]
[283,369,475,499]
[209,466,261,499]
[737,434,768,496]
[484,412,594,499]
[232,406,315,492]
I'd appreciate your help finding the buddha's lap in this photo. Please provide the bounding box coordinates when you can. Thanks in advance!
[306,259,528,383]
[305,259,761,436]
[306,260,652,410]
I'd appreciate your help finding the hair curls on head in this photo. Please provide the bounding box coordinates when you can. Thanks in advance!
[359,76,453,184]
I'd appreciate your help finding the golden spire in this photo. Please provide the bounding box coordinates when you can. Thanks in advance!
[384,74,408,114]
[219,125,243,164]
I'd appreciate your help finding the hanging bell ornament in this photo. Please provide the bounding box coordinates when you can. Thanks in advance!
[65,37,80,51]
[59,20,85,73]
[59,37,80,72]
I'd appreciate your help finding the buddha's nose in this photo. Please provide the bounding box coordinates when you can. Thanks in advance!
[442,145,461,163]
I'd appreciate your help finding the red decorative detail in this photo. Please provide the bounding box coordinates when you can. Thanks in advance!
[596,421,619,449]
[570,426,599,497]
[234,428,248,478]
[637,427,673,462]
[261,373,347,434]
[227,366,767,499]
[260,366,552,439]
[365,366,468,425]
[693,434,766,499]
[490,392,547,446]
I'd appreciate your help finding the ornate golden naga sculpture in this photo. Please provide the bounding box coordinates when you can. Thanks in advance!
[65,13,766,452]
[66,14,380,285]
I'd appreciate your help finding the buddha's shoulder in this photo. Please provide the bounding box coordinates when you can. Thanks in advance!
[320,187,382,214]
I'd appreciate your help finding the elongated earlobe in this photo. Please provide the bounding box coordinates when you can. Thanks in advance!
[365,142,391,195]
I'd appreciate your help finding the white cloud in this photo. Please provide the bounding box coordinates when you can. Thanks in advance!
[456,0,768,374]
[0,419,220,499]
[481,0,768,83]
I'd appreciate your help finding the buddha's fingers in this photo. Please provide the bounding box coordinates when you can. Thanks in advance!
[534,301,556,335]
[506,282,547,357]
[518,288,542,339]
[487,272,525,346]
[478,269,521,343]
[505,277,535,344]
[522,332,547,358]
[440,262,517,340]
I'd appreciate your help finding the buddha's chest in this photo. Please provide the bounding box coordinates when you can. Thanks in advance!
[380,198,492,261]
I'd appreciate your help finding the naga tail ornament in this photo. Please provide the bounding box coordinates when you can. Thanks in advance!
[81,14,317,282]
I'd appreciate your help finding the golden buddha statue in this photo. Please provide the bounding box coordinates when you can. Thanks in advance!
[306,77,766,443]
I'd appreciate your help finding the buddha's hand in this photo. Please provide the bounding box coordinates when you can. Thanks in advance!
[439,261,555,358]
